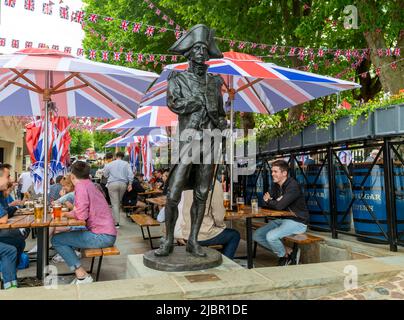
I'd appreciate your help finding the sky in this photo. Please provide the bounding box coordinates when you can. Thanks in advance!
[0,0,84,54]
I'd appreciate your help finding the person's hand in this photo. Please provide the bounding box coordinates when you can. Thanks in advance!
[59,189,66,197]
[127,184,133,192]
[263,192,272,202]
[9,200,23,207]
[65,201,74,210]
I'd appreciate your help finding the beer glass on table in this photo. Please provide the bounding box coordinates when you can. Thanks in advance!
[34,202,44,221]
[251,197,259,214]
[237,197,245,213]
[52,201,62,220]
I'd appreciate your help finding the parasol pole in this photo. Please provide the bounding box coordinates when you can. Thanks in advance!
[229,80,236,209]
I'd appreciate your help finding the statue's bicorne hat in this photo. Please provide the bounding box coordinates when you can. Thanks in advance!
[168,24,223,59]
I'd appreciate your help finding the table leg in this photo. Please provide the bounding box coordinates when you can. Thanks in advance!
[246,217,253,269]
[36,227,49,280]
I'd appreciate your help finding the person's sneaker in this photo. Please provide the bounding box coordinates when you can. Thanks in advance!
[75,250,81,258]
[71,275,93,285]
[28,245,38,254]
[51,253,65,264]
[115,223,120,229]
[290,247,301,265]
[278,255,294,266]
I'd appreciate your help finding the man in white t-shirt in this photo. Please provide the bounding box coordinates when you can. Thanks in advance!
[18,171,32,199]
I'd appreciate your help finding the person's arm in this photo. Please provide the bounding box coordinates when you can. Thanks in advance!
[266,183,300,212]
[134,179,145,193]
[103,164,110,179]
[67,184,89,221]
[167,72,204,115]
[0,206,8,224]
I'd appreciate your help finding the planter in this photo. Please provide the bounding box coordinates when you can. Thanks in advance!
[302,124,333,147]
[260,138,279,154]
[333,114,374,142]
[279,132,302,151]
[374,103,404,137]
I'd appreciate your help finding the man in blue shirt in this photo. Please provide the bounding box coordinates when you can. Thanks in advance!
[49,175,63,202]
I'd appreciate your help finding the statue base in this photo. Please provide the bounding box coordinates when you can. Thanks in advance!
[143,246,222,272]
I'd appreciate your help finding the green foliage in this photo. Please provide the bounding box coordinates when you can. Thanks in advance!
[93,130,119,152]
[69,129,118,155]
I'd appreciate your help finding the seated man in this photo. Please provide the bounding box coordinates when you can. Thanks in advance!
[121,176,146,213]
[174,182,240,259]
[253,160,308,266]
[51,161,117,285]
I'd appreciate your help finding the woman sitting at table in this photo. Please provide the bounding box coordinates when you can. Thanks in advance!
[51,161,117,285]
[173,182,240,260]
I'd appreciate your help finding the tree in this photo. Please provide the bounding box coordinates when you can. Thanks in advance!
[69,129,94,155]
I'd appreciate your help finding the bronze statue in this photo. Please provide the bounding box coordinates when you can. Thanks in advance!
[155,24,227,257]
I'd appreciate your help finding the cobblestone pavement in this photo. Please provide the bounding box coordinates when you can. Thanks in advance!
[317,271,404,300]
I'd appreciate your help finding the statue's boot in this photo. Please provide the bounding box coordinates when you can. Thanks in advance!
[154,200,178,257]
[186,200,207,257]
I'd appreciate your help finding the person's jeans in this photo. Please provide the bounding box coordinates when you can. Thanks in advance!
[51,231,116,271]
[0,241,18,289]
[0,230,26,264]
[253,219,307,257]
[198,228,241,259]
[107,182,127,225]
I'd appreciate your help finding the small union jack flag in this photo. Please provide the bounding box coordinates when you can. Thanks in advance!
[162,15,168,21]
[145,26,155,37]
[137,53,144,63]
[121,20,129,31]
[334,49,341,58]
[391,62,398,71]
[64,46,71,53]
[377,49,384,57]
[60,6,69,19]
[76,48,84,56]
[133,23,142,33]
[229,40,235,47]
[74,10,84,23]
[168,19,174,26]
[101,35,106,42]
[89,50,96,60]
[52,45,59,50]
[175,30,181,39]
[148,54,155,62]
[4,0,16,7]
[159,55,166,62]
[113,52,121,61]
[11,39,19,48]
[43,2,52,15]
[25,41,33,48]
[251,43,257,49]
[148,3,154,9]
[270,45,277,54]
[238,42,245,50]
[376,67,381,76]
[385,48,392,56]
[159,27,167,33]
[24,0,35,11]
[260,44,267,50]
[155,9,161,15]
[317,48,324,57]
[102,51,109,61]
[103,17,114,22]
[38,43,46,48]
[108,41,113,47]
[0,38,6,46]
[171,55,177,62]
[126,52,133,62]
[298,48,305,60]
[288,47,296,56]
[89,14,98,23]
[394,48,401,57]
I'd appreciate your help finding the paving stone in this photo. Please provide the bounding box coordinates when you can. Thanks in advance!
[391,292,404,299]
[374,287,390,295]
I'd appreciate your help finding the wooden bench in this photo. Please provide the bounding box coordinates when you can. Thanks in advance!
[251,220,324,262]
[122,205,138,217]
[81,246,120,281]
[130,214,161,249]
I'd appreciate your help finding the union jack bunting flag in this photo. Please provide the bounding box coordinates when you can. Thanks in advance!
[168,19,174,25]
[89,49,96,60]
[76,48,84,56]
[270,45,277,54]
[133,23,142,33]
[89,14,98,23]
[171,55,177,62]
[114,52,121,61]
[251,43,257,49]
[175,30,181,40]
[259,44,267,50]
[159,55,166,62]
[317,48,324,57]
[102,51,109,61]
[145,26,155,37]
[11,39,19,48]
[394,48,401,56]
[73,10,84,23]
[155,9,161,15]
[385,48,392,56]
[147,54,155,62]
[121,20,129,31]
[25,41,33,48]
[0,38,6,46]
[103,17,114,22]
[159,27,167,33]
[64,46,71,54]
[52,45,59,50]
[229,40,235,47]
[4,0,16,7]
[288,47,296,56]
[42,2,52,15]
[238,42,245,50]
[162,15,168,21]
[38,43,46,48]
[59,6,69,19]
[24,0,34,11]
[126,52,133,62]
[148,3,154,9]
[137,53,144,63]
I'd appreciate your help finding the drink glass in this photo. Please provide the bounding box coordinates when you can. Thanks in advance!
[34,202,44,221]
[53,202,62,220]
[223,192,230,210]
[237,197,245,213]
[251,197,259,214]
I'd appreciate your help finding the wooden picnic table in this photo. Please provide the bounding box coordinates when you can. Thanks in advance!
[1,210,86,280]
[224,205,295,269]
[138,189,163,198]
